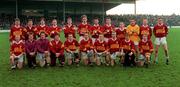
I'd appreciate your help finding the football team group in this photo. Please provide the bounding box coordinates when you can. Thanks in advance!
[9,15,169,70]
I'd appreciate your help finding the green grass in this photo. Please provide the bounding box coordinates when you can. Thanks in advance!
[0,29,180,87]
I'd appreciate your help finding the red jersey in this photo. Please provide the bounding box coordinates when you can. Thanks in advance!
[64,39,79,51]
[36,25,49,36]
[79,38,93,52]
[94,39,108,52]
[140,25,152,39]
[116,28,126,40]
[90,24,103,38]
[9,25,26,41]
[64,24,76,38]
[78,23,91,36]
[121,39,135,53]
[102,24,115,38]
[153,24,168,38]
[48,26,61,38]
[139,40,154,55]
[49,40,64,54]
[10,40,25,56]
[24,26,37,40]
[108,38,121,53]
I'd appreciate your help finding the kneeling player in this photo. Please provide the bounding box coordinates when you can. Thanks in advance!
[108,32,121,66]
[138,34,153,67]
[80,33,94,65]
[94,34,108,66]
[64,34,79,66]
[36,32,50,67]
[49,33,65,67]
[121,34,136,67]
[10,36,25,69]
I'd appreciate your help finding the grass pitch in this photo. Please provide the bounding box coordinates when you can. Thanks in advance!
[0,28,180,87]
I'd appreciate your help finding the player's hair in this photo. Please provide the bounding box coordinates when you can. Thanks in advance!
[40,17,45,21]
[40,32,46,35]
[105,17,111,20]
[28,19,33,22]
[94,17,99,20]
[52,19,57,21]
[15,18,20,22]
[81,15,87,19]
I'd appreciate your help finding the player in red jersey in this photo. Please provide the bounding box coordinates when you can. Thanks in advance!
[9,18,26,42]
[103,17,115,42]
[48,19,61,39]
[36,18,49,37]
[121,34,136,67]
[139,19,152,40]
[24,19,37,40]
[94,34,108,66]
[49,33,65,67]
[91,18,103,43]
[10,35,25,70]
[79,33,94,65]
[138,34,154,67]
[116,22,126,41]
[78,15,91,42]
[63,17,76,38]
[107,32,121,66]
[153,18,169,65]
[64,34,80,66]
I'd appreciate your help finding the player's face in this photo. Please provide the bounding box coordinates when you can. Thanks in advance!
[112,33,116,38]
[68,34,73,40]
[125,35,129,40]
[15,36,20,42]
[94,19,99,25]
[40,33,46,39]
[84,34,89,39]
[119,22,125,27]
[40,20,45,25]
[158,19,163,24]
[130,20,136,25]
[67,19,72,24]
[142,35,148,41]
[143,19,148,25]
[52,20,57,26]
[15,21,20,26]
[28,21,33,26]
[82,17,87,23]
[106,19,111,24]
[99,35,104,41]
[54,35,60,41]
[28,35,34,40]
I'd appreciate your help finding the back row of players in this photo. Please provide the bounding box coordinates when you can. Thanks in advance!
[9,15,169,69]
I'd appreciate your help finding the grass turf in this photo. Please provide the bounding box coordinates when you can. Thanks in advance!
[0,28,180,87]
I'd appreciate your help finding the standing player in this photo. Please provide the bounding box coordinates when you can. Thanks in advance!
[94,34,108,66]
[64,34,79,66]
[25,33,37,68]
[121,34,136,67]
[63,17,76,39]
[139,19,152,40]
[36,32,50,67]
[108,32,121,66]
[79,33,94,65]
[116,22,126,41]
[78,15,91,42]
[10,35,25,69]
[48,19,61,39]
[103,17,115,42]
[91,18,103,43]
[139,34,154,67]
[126,19,140,59]
[9,18,26,42]
[153,18,169,65]
[36,18,49,37]
[25,19,37,40]
[49,33,65,67]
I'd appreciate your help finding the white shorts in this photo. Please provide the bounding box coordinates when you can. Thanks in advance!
[154,37,167,45]
[13,55,24,63]
[134,41,139,46]
[37,53,46,61]
[139,54,145,61]
[110,52,120,60]
[81,51,94,59]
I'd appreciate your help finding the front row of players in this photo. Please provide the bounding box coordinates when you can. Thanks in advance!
[10,31,153,69]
